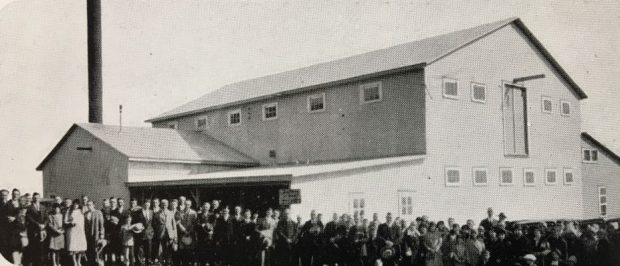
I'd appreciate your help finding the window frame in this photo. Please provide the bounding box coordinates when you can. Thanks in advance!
[599,186,607,217]
[472,167,489,186]
[262,102,278,121]
[560,100,572,116]
[545,168,558,185]
[442,78,459,99]
[348,192,366,215]
[470,82,487,103]
[444,167,461,187]
[228,109,242,126]
[582,148,599,163]
[499,167,515,186]
[307,93,326,113]
[167,121,178,129]
[359,81,383,104]
[563,168,574,185]
[398,190,415,218]
[541,96,553,114]
[195,115,208,130]
[523,168,536,186]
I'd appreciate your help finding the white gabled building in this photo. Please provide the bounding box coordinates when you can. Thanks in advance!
[39,17,594,222]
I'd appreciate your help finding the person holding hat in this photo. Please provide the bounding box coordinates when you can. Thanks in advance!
[510,225,530,261]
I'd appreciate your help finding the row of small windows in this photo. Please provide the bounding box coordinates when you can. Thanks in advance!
[444,167,574,186]
[190,82,383,129]
[583,148,599,163]
[442,78,572,116]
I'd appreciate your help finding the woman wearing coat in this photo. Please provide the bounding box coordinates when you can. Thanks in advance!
[65,199,87,266]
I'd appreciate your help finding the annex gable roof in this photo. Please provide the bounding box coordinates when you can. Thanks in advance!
[147,17,586,122]
[581,132,620,165]
[36,123,258,170]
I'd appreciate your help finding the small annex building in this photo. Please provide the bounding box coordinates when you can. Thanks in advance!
[38,17,601,222]
[581,132,620,219]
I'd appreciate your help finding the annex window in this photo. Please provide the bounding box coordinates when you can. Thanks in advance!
[503,84,528,156]
[359,82,382,104]
[445,167,461,186]
[599,187,607,217]
[471,83,486,103]
[500,168,514,185]
[473,168,488,186]
[398,191,414,217]
[564,168,574,185]
[349,193,366,216]
[583,148,599,163]
[167,121,178,129]
[442,78,459,99]
[560,100,571,116]
[195,116,208,130]
[523,169,536,186]
[228,110,241,125]
[542,96,553,113]
[545,169,558,185]
[262,103,278,120]
[307,93,326,113]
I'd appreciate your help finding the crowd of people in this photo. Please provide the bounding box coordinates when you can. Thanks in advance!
[0,188,619,266]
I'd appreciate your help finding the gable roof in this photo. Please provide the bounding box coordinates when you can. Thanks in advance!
[147,17,586,122]
[36,123,258,170]
[581,132,620,165]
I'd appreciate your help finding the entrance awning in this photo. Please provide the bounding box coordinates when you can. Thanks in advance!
[126,154,424,187]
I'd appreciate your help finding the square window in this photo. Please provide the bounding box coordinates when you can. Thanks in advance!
[524,169,536,186]
[471,83,486,103]
[561,101,571,116]
[445,167,461,186]
[398,192,414,216]
[228,110,241,125]
[195,116,208,130]
[308,93,326,112]
[473,168,488,185]
[359,82,383,104]
[349,193,365,214]
[542,96,553,113]
[500,168,514,185]
[443,78,459,99]
[263,103,278,120]
[545,169,557,185]
[564,169,574,184]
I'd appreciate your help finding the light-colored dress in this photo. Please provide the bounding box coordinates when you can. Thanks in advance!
[65,209,87,252]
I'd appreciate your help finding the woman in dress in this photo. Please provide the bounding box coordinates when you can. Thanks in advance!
[65,199,87,266]
[47,204,65,266]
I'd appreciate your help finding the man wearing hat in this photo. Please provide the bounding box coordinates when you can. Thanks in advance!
[522,254,537,266]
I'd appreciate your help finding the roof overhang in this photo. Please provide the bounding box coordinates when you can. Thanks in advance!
[127,157,259,167]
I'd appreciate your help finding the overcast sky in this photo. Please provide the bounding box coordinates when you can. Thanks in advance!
[1,0,618,194]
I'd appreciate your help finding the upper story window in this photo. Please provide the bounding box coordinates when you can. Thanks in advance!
[545,169,558,185]
[560,100,571,116]
[195,116,208,130]
[262,103,278,120]
[442,78,459,99]
[445,167,461,186]
[599,186,607,217]
[307,93,326,113]
[473,167,488,186]
[228,109,241,125]
[359,82,383,104]
[471,83,486,103]
[542,96,553,113]
[583,148,599,163]
[500,168,514,186]
[167,121,178,129]
[563,168,574,185]
[524,168,536,186]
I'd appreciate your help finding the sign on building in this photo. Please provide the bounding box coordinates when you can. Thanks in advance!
[279,189,301,205]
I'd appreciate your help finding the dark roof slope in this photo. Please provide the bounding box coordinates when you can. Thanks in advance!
[36,123,258,170]
[581,132,620,165]
[147,17,586,122]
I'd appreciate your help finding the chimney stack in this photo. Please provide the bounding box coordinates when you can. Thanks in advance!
[87,0,103,123]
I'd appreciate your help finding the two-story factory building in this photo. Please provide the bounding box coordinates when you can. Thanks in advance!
[38,17,605,221]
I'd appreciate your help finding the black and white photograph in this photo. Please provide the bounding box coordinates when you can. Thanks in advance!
[0,1,619,266]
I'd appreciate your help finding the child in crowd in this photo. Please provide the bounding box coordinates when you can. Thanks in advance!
[120,216,135,266]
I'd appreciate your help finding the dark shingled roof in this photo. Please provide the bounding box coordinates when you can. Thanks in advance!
[36,123,258,170]
[147,17,586,122]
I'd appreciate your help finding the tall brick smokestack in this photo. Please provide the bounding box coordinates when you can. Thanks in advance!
[87,0,103,123]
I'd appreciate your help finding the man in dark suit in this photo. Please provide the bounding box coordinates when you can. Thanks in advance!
[479,207,497,235]
[84,200,105,266]
[0,189,11,260]
[376,212,400,264]
[274,208,298,266]
[132,199,154,265]
[215,207,236,266]
[26,192,47,266]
